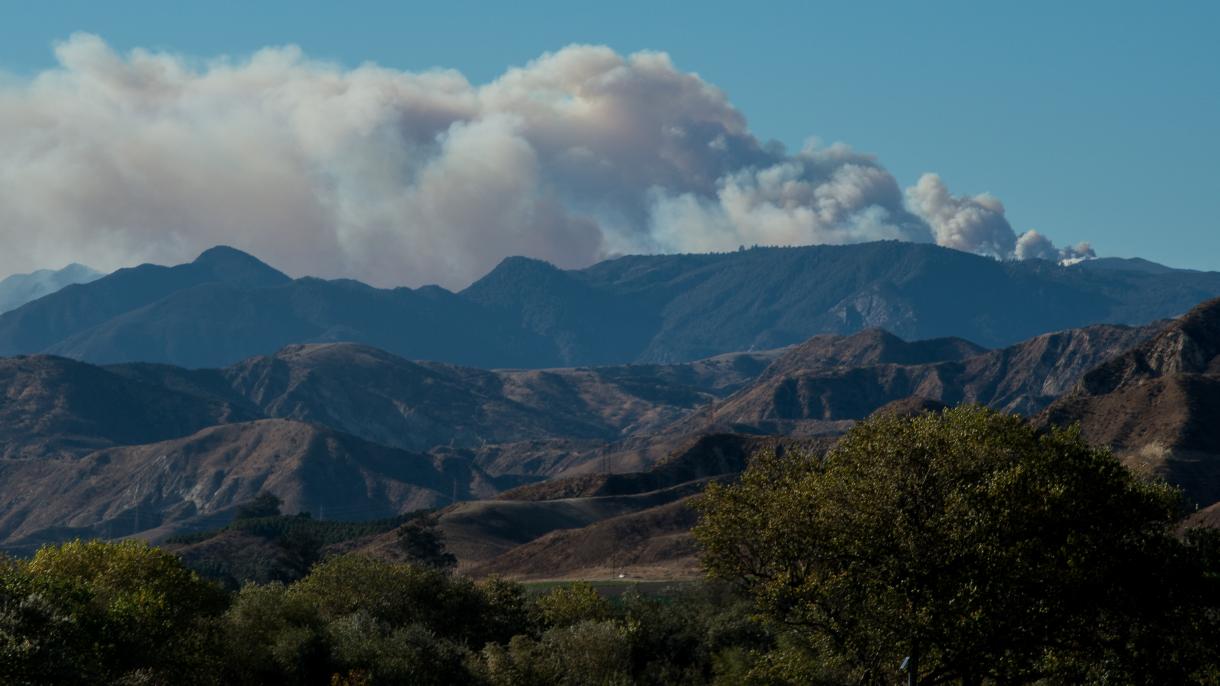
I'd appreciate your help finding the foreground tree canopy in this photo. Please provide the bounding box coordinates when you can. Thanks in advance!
[0,543,769,685]
[695,406,1220,685]
[0,540,229,684]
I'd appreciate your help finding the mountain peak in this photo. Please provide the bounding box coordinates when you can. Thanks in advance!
[193,245,263,266]
[58,263,101,279]
[474,256,566,283]
[461,255,578,302]
[192,246,291,287]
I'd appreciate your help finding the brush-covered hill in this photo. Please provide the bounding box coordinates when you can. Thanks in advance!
[221,343,777,453]
[339,434,796,579]
[755,329,987,379]
[1042,297,1220,510]
[3,242,1219,368]
[672,323,1160,436]
[101,342,777,458]
[0,419,500,554]
[0,343,778,550]
[0,355,257,459]
[466,497,704,581]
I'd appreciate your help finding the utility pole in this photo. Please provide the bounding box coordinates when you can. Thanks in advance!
[902,643,919,686]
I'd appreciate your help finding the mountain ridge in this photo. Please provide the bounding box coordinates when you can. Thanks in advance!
[3,241,1219,368]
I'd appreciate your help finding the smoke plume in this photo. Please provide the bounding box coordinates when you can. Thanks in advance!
[0,35,1088,287]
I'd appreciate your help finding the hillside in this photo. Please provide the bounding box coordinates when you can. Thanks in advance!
[0,344,780,550]
[0,419,498,554]
[466,497,703,580]
[674,323,1159,436]
[756,329,986,379]
[3,242,1219,368]
[559,242,1219,359]
[0,355,256,459]
[1041,297,1220,509]
[218,343,775,454]
[342,433,793,577]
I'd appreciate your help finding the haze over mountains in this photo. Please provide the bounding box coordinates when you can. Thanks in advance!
[0,263,100,314]
[2,242,1220,369]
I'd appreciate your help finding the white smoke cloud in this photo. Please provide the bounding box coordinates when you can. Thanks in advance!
[1016,230,1096,264]
[1015,229,1059,261]
[0,35,1088,287]
[1058,240,1097,264]
[905,173,1090,263]
[648,143,933,253]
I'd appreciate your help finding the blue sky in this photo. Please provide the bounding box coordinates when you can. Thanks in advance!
[1,0,1217,273]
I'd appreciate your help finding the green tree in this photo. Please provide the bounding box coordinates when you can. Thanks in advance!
[325,614,471,686]
[0,555,93,685]
[395,514,457,571]
[476,576,538,644]
[220,582,330,685]
[235,492,283,520]
[2,540,228,685]
[616,585,774,685]
[478,619,635,686]
[695,406,1220,685]
[289,556,484,641]
[534,582,612,627]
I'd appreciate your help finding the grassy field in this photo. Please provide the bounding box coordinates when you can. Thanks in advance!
[521,578,703,598]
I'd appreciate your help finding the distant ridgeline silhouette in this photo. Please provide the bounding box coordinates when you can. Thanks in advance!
[0,262,101,314]
[1,242,1218,368]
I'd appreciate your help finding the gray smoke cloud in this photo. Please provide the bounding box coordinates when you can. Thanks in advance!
[0,34,1088,288]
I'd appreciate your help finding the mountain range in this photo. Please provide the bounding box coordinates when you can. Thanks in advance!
[2,242,1220,368]
[3,242,1220,580]
[0,310,1193,563]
